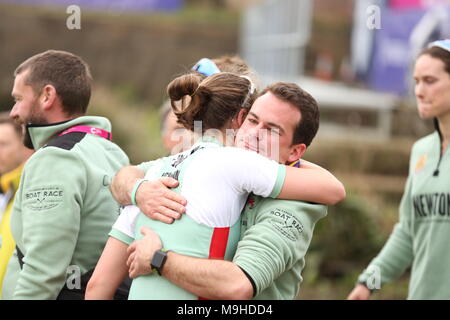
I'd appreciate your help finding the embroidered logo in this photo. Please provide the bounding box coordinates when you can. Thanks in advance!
[24,186,64,211]
[269,208,304,241]
[415,154,427,173]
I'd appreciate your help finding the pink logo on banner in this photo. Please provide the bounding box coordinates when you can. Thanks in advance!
[389,0,424,9]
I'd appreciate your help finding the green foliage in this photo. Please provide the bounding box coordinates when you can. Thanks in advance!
[299,192,410,299]
[307,192,385,279]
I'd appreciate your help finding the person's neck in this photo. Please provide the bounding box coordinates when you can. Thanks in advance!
[45,113,75,124]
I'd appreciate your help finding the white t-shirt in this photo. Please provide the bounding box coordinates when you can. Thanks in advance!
[112,140,285,239]
[0,191,11,221]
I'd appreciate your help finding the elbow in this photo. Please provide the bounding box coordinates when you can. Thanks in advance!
[85,277,99,300]
[325,182,346,205]
[85,276,114,300]
[331,182,346,205]
[219,277,254,300]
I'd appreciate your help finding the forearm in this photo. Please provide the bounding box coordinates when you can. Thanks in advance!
[161,252,253,300]
[279,166,346,205]
[85,265,128,300]
[86,237,130,300]
[110,165,145,205]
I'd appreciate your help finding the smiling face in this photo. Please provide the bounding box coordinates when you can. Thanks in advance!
[414,54,450,120]
[235,91,305,164]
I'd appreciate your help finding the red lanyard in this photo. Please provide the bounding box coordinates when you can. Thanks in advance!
[59,125,112,141]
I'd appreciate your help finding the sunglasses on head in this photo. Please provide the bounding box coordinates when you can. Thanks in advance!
[192,58,221,77]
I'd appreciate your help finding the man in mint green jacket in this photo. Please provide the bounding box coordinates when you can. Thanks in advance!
[2,50,129,300]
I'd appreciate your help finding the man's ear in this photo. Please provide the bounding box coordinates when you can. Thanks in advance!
[287,143,307,163]
[236,108,249,127]
[40,85,58,111]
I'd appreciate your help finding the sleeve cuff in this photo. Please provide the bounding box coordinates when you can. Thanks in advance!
[269,165,286,198]
[109,228,134,246]
[238,266,257,298]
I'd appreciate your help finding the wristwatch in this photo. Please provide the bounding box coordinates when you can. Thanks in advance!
[151,249,170,275]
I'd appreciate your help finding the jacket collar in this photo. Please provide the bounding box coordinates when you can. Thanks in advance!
[25,116,112,150]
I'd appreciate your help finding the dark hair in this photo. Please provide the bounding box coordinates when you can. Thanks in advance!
[419,46,450,75]
[0,112,23,137]
[14,50,93,116]
[167,72,256,132]
[260,82,319,147]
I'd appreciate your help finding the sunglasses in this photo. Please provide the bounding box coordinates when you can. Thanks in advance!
[428,39,450,53]
[192,58,221,77]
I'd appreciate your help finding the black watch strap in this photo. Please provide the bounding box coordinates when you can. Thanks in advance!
[151,249,170,275]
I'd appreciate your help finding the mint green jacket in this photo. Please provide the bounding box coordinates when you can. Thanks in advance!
[358,131,450,299]
[234,195,327,299]
[2,116,129,300]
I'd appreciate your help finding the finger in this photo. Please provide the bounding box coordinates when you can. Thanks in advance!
[161,187,187,206]
[159,177,180,189]
[157,203,183,220]
[127,252,136,267]
[126,252,133,267]
[140,226,153,236]
[160,197,186,215]
[143,211,174,224]
[129,265,137,279]
[127,242,136,255]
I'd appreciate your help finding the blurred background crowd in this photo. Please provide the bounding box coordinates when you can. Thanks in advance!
[1,0,450,299]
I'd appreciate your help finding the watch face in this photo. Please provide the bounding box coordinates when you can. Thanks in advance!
[151,250,166,269]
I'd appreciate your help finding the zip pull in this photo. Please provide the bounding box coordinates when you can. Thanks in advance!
[433,120,443,178]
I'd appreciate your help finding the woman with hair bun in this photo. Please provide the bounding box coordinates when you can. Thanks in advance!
[87,72,345,299]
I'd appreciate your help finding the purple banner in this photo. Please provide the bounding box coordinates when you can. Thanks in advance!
[0,0,184,12]
[368,9,425,95]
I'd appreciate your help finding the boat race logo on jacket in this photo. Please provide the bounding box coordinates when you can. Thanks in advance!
[269,208,304,241]
[24,186,65,211]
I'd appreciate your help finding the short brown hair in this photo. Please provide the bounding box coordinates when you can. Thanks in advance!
[167,72,256,132]
[0,112,23,137]
[14,50,93,116]
[260,82,319,147]
[213,55,259,90]
[190,55,260,91]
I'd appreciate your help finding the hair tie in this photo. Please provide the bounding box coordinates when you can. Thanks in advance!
[239,75,256,95]
[239,75,256,108]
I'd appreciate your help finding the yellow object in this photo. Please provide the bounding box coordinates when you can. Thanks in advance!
[0,165,23,298]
